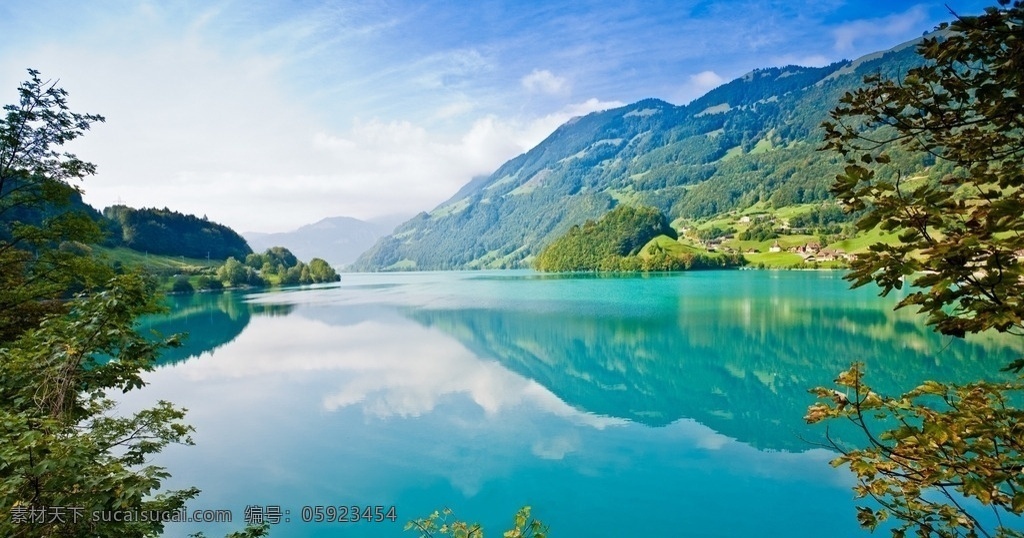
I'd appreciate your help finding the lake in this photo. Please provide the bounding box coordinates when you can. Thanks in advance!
[127,270,1023,537]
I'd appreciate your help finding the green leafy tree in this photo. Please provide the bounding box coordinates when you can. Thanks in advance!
[245,253,264,269]
[822,1,1024,340]
[102,205,251,261]
[810,3,1024,537]
[0,70,264,538]
[281,264,303,286]
[307,258,340,283]
[0,69,109,342]
[0,69,197,537]
[534,205,676,271]
[216,257,246,287]
[0,275,200,537]
[406,506,548,538]
[263,246,297,268]
[172,275,195,293]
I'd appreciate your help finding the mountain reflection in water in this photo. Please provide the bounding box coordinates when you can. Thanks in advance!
[134,272,1022,537]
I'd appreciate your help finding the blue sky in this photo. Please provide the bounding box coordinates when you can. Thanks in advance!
[0,0,995,232]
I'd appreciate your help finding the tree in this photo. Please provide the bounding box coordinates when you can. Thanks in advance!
[0,69,108,342]
[0,275,200,537]
[0,71,264,537]
[810,3,1024,537]
[406,506,548,538]
[821,1,1024,341]
[172,275,195,293]
[216,257,246,287]
[307,258,340,283]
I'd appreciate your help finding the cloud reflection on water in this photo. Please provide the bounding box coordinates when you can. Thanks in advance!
[170,310,627,431]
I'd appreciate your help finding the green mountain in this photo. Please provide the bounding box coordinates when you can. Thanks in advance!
[0,176,251,263]
[353,37,930,271]
[103,205,251,261]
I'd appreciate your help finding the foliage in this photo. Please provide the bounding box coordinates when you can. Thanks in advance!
[533,205,676,271]
[694,225,734,241]
[217,247,338,288]
[0,70,261,538]
[0,69,110,342]
[191,523,270,538]
[103,205,251,261]
[787,202,858,230]
[737,222,778,242]
[807,365,1024,538]
[194,275,223,291]
[406,506,548,538]
[0,275,200,537]
[811,3,1024,537]
[533,205,746,272]
[823,2,1024,340]
[171,275,195,293]
[216,256,264,288]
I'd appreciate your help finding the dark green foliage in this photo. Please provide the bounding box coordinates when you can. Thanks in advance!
[406,506,547,538]
[307,257,341,283]
[787,202,858,229]
[810,4,1024,537]
[103,205,251,261]
[171,275,194,293]
[531,205,731,272]
[737,222,778,242]
[635,250,745,272]
[195,275,223,291]
[824,2,1024,340]
[534,205,672,271]
[694,225,734,241]
[261,246,297,268]
[0,70,263,538]
[0,69,113,343]
[0,275,199,537]
[215,256,264,287]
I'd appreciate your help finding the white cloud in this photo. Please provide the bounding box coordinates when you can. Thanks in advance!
[832,6,928,52]
[521,68,570,95]
[515,97,625,149]
[412,48,492,90]
[676,70,726,103]
[433,99,477,120]
[691,70,725,89]
[301,97,624,227]
[3,0,944,234]
[0,6,622,234]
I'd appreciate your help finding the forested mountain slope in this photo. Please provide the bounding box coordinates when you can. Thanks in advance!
[353,36,931,271]
[103,205,251,260]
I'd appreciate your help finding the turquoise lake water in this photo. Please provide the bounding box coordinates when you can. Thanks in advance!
[126,270,1024,537]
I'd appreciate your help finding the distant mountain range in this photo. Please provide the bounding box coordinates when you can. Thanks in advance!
[352,35,930,271]
[244,216,400,267]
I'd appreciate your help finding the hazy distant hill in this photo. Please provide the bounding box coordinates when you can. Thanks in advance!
[353,36,929,271]
[244,216,393,267]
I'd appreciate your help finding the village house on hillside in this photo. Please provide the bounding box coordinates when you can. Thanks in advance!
[788,240,853,262]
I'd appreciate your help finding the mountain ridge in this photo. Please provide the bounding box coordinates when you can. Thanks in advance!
[353,34,932,271]
[244,216,393,267]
